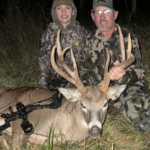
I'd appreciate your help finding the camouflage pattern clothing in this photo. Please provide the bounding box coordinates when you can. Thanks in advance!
[39,0,89,89]
[39,21,89,89]
[82,24,150,132]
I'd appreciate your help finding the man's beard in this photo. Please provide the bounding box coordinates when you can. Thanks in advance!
[97,19,115,32]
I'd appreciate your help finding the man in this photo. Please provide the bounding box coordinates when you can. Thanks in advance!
[82,0,150,132]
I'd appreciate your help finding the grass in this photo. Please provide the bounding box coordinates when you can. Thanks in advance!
[0,3,150,150]
[0,5,46,87]
[102,107,150,150]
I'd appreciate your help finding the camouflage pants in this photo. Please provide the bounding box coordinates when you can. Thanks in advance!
[110,85,150,132]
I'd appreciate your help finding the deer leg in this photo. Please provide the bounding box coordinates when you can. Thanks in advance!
[11,132,27,149]
[11,120,27,149]
[0,134,10,149]
[0,117,12,149]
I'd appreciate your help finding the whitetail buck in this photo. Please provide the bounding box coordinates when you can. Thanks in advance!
[0,26,135,149]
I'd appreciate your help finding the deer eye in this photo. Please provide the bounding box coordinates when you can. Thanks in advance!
[103,102,108,107]
[81,103,86,108]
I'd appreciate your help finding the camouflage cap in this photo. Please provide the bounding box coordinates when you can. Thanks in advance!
[53,0,74,9]
[91,0,114,12]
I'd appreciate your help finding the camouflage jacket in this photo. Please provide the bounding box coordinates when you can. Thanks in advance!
[39,21,89,89]
[82,25,149,93]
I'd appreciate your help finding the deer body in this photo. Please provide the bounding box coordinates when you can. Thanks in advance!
[0,84,126,149]
[0,86,110,149]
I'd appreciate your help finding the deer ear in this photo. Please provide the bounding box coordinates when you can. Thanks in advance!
[58,88,82,102]
[106,84,127,101]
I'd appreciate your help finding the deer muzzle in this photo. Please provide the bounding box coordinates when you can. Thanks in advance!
[89,125,101,139]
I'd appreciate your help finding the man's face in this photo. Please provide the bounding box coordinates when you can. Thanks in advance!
[55,5,74,26]
[91,6,118,32]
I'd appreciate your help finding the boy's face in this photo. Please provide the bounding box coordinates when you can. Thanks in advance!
[55,5,74,26]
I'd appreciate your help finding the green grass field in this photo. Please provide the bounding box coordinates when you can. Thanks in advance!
[0,5,150,150]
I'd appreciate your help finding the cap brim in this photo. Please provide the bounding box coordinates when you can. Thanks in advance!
[91,5,114,12]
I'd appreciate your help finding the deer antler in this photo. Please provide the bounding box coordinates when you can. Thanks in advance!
[119,33,135,69]
[117,24,125,62]
[51,30,86,94]
[98,48,110,94]
[98,25,135,94]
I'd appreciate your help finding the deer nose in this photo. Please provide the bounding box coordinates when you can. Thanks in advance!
[89,125,101,139]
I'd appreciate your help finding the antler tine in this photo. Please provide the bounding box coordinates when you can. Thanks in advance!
[127,33,132,58]
[51,46,76,85]
[60,47,86,93]
[98,48,110,94]
[119,33,135,69]
[56,29,62,57]
[117,24,125,62]
[60,48,78,79]
[51,30,86,94]
[117,24,135,68]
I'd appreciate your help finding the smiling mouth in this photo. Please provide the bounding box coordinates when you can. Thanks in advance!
[61,16,68,19]
[100,21,107,24]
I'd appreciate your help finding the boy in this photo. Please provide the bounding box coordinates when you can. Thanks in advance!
[39,0,89,107]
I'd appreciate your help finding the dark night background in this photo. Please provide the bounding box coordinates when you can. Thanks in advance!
[0,0,150,24]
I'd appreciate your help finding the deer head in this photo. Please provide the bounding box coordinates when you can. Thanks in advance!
[50,27,135,139]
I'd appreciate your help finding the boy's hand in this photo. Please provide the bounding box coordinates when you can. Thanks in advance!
[109,60,125,81]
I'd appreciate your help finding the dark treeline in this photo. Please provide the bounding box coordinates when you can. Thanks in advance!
[0,0,150,22]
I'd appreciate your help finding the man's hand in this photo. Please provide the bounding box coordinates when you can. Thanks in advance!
[109,60,126,81]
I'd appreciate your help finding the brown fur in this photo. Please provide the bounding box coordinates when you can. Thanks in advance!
[0,86,109,149]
